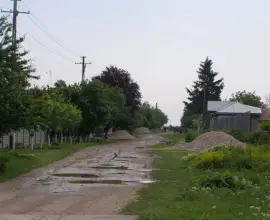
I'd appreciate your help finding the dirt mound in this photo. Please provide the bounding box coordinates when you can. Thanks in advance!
[108,130,135,140]
[181,131,246,150]
[135,127,150,134]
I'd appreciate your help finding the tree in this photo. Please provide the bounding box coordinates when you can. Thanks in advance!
[182,57,224,128]
[135,102,168,129]
[230,91,263,107]
[0,16,36,148]
[93,66,142,129]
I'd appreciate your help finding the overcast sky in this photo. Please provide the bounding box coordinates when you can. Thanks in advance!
[1,0,270,125]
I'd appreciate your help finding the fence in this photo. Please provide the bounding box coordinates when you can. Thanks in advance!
[1,129,44,149]
[210,112,251,132]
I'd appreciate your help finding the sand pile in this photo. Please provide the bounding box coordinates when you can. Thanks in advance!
[135,127,150,134]
[108,130,135,140]
[182,131,246,150]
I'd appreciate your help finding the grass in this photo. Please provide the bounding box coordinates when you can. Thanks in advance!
[0,139,117,182]
[123,147,270,220]
[150,132,185,149]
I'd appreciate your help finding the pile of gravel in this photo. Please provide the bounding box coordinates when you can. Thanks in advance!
[135,127,150,134]
[181,131,246,150]
[108,130,135,140]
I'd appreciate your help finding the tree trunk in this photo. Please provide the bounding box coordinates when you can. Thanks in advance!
[40,131,44,149]
[54,133,57,143]
[61,132,63,144]
[48,133,51,146]
[31,136,34,150]
[12,131,16,150]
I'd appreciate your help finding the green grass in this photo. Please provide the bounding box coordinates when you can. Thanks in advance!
[0,139,116,182]
[123,148,270,220]
[150,133,185,149]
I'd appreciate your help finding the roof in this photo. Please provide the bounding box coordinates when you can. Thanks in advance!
[208,101,261,114]
[208,101,235,112]
[260,108,270,120]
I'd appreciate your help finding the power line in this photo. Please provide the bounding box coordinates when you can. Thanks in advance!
[19,1,79,58]
[1,0,30,46]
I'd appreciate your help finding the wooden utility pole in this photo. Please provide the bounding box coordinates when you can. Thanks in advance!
[1,0,30,47]
[75,56,91,82]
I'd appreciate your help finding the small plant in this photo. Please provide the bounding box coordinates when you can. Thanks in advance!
[0,155,9,174]
[185,131,200,143]
[200,172,253,190]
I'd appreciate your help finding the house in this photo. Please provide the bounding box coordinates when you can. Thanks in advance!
[208,101,262,132]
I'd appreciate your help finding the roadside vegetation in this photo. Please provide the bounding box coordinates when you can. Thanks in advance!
[123,141,270,220]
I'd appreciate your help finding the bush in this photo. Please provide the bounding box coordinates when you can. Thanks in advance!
[228,129,270,145]
[0,155,9,174]
[192,146,268,170]
[200,172,253,190]
[185,131,200,143]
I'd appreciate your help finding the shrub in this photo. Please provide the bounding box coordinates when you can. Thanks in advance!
[200,172,253,190]
[228,129,249,143]
[185,131,200,143]
[0,155,9,174]
[248,131,269,145]
[192,146,268,170]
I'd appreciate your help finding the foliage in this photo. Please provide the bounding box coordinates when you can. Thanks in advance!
[230,90,263,107]
[260,121,270,134]
[200,171,253,190]
[0,16,36,136]
[192,146,269,170]
[185,131,200,143]
[93,65,142,128]
[0,155,9,174]
[135,102,168,129]
[123,149,270,220]
[183,57,224,114]
[228,129,269,145]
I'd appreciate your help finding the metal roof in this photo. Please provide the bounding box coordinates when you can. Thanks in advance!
[207,101,235,112]
[208,101,261,114]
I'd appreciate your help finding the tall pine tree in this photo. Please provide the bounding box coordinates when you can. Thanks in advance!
[181,57,224,127]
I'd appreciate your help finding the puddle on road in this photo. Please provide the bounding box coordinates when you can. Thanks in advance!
[70,180,129,184]
[120,156,138,158]
[53,173,99,178]
[69,179,156,185]
[90,165,129,170]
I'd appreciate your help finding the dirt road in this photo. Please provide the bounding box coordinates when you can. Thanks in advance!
[0,134,161,220]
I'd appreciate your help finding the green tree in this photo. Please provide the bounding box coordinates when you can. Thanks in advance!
[230,90,263,107]
[0,16,36,147]
[93,66,142,130]
[182,57,224,128]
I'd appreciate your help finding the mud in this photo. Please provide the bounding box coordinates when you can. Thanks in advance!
[0,134,162,219]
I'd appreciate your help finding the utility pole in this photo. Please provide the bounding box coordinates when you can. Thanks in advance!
[1,0,30,47]
[75,56,91,82]
[203,86,207,130]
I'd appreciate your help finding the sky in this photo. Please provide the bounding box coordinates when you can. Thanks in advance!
[1,0,270,125]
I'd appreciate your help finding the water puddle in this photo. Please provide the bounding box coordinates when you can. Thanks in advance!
[69,180,132,184]
[120,156,137,159]
[52,173,99,178]
[69,179,156,185]
[90,165,129,170]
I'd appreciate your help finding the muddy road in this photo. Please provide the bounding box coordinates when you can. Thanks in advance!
[0,134,161,220]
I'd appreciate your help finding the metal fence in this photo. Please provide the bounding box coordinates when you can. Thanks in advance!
[210,112,251,132]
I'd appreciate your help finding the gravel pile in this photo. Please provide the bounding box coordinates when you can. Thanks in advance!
[108,130,135,140]
[181,131,246,150]
[135,127,150,134]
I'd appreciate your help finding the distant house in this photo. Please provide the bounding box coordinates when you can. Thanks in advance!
[208,101,262,132]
